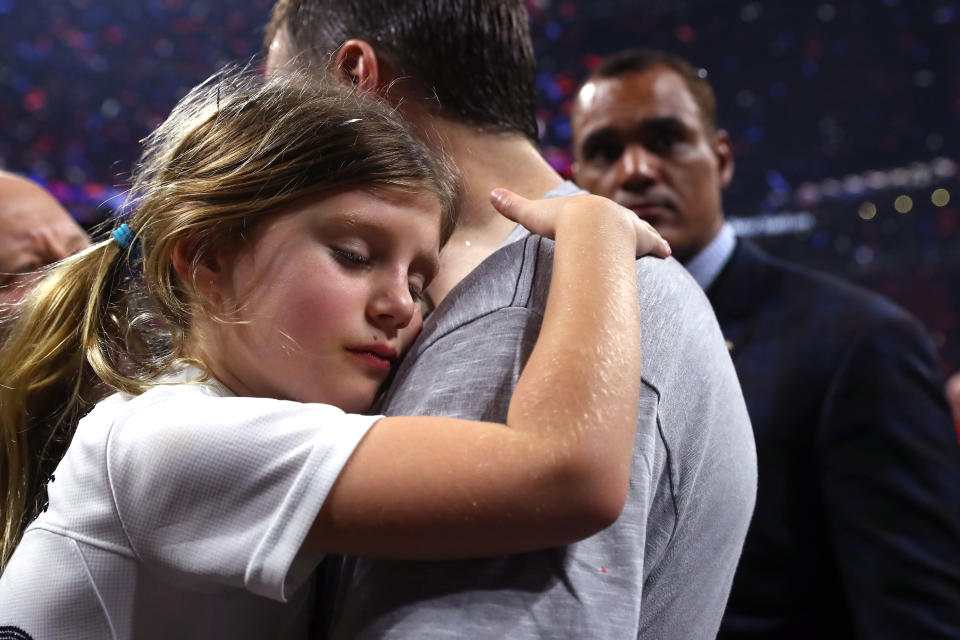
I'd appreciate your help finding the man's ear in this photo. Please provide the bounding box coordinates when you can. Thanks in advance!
[334,39,382,94]
[171,236,224,298]
[712,129,735,189]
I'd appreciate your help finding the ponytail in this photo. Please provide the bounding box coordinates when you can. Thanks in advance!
[0,237,136,569]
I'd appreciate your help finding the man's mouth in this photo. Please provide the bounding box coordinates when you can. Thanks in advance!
[623,201,674,223]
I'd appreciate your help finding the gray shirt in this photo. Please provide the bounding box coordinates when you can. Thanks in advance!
[324,183,757,640]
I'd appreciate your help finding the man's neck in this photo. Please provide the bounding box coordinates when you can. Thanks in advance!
[421,120,563,305]
[682,221,736,291]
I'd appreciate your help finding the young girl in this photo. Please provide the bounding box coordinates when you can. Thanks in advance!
[0,70,667,638]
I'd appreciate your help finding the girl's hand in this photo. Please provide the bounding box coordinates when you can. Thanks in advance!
[490,188,671,258]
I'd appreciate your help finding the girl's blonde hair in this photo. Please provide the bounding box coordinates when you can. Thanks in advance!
[0,67,460,569]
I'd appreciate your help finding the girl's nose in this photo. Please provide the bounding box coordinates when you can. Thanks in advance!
[367,274,416,332]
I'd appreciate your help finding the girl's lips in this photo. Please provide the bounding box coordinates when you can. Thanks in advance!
[346,345,397,371]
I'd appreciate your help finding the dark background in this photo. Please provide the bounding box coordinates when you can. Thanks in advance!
[2,0,958,372]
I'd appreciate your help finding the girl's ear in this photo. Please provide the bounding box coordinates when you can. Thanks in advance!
[171,236,224,297]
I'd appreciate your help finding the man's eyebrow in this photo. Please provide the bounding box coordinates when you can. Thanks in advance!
[640,115,692,135]
[579,126,621,155]
[581,116,692,151]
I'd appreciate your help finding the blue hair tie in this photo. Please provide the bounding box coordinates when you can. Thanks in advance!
[113,224,134,249]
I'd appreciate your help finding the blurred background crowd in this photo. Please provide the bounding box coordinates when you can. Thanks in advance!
[1,0,958,372]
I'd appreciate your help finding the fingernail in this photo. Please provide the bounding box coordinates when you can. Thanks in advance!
[490,188,506,204]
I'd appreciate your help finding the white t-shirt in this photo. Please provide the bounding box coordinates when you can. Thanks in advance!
[0,366,379,639]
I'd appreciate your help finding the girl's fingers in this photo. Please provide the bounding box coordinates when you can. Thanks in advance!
[491,188,671,258]
[490,188,533,222]
[490,188,553,237]
[633,217,672,258]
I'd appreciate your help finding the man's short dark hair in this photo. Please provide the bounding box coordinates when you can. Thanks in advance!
[585,48,719,131]
[265,0,539,142]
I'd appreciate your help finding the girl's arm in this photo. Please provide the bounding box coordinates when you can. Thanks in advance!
[308,190,669,558]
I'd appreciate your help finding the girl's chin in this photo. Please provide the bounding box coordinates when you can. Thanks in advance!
[290,387,379,414]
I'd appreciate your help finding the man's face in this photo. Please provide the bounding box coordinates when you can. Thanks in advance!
[572,67,733,263]
[0,174,90,306]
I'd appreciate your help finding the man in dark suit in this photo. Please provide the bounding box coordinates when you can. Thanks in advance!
[571,48,960,639]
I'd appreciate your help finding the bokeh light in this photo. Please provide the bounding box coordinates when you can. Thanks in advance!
[931,188,951,207]
[858,202,877,220]
[894,195,914,214]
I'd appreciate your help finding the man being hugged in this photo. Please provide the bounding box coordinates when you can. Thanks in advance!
[265,3,757,639]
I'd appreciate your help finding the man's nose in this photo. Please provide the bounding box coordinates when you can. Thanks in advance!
[617,145,659,189]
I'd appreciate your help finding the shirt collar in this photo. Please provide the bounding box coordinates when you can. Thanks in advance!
[684,222,737,290]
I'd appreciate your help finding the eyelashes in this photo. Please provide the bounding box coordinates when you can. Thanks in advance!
[332,247,370,267]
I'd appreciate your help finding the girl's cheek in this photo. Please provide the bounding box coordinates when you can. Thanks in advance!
[400,316,424,355]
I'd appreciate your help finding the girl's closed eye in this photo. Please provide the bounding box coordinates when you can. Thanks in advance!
[332,247,370,267]
[331,244,427,302]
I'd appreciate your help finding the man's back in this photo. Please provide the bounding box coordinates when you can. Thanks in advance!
[326,217,756,639]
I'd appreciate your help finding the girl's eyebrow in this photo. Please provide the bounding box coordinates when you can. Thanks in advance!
[324,213,391,237]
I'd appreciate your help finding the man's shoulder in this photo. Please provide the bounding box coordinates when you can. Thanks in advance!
[416,234,734,388]
[737,241,916,331]
[636,253,715,316]
[431,236,716,337]
[633,255,738,383]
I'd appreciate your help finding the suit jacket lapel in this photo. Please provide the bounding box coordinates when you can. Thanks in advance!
[706,239,782,359]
